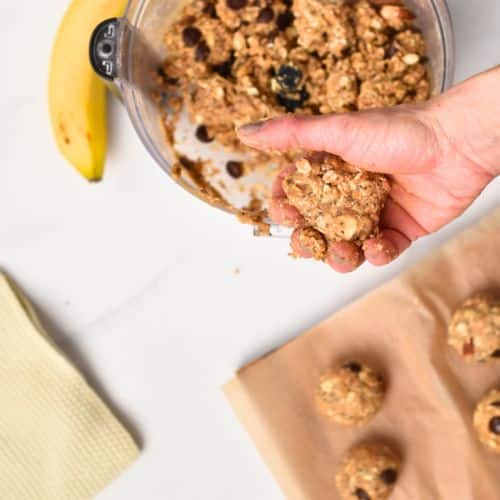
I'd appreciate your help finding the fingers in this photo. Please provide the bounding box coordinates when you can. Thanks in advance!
[271,169,417,272]
[237,107,439,174]
[272,164,296,198]
[289,226,363,272]
[289,227,409,271]
[290,229,313,258]
[381,198,428,241]
[326,241,364,273]
[269,198,304,227]
[363,229,411,266]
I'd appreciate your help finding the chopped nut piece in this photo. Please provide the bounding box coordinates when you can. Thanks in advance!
[296,158,312,174]
[380,5,415,30]
[403,53,420,65]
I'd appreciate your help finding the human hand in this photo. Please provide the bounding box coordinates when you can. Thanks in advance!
[237,66,500,272]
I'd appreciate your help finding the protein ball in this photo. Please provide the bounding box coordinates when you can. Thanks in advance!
[448,293,500,363]
[315,361,385,426]
[473,388,500,454]
[336,442,401,500]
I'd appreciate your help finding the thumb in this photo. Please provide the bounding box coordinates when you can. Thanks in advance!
[236,106,440,174]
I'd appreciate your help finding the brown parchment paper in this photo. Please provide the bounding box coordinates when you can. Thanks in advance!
[224,209,500,500]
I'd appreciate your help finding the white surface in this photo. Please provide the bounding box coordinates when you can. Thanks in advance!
[3,1,500,499]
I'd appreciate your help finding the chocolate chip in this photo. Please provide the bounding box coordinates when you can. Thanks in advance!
[343,361,362,373]
[354,488,371,500]
[283,0,292,5]
[212,56,234,78]
[276,88,309,112]
[156,66,167,79]
[226,161,243,178]
[203,2,217,17]
[267,29,279,42]
[276,65,302,91]
[182,26,202,47]
[227,0,247,10]
[490,401,500,408]
[385,26,397,38]
[157,67,178,85]
[386,43,397,58]
[380,468,398,484]
[491,349,500,358]
[257,6,274,23]
[277,10,294,30]
[489,417,500,435]
[195,125,213,143]
[195,40,210,61]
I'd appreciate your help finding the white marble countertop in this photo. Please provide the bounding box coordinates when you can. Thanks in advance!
[3,0,499,498]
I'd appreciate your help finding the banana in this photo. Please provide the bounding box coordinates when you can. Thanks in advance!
[48,0,127,181]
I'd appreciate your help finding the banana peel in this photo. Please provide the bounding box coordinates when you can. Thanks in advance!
[49,0,128,181]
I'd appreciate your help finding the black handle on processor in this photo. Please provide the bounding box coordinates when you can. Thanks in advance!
[90,18,120,81]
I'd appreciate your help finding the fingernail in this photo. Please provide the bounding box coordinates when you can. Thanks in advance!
[236,120,266,137]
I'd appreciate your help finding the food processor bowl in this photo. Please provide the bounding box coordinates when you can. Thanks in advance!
[90,0,455,233]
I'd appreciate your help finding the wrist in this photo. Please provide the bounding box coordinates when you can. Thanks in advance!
[426,66,500,178]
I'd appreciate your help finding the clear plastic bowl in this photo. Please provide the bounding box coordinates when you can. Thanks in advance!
[96,0,455,230]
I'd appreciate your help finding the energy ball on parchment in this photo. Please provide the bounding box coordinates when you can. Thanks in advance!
[448,293,500,364]
[283,154,391,247]
[336,442,401,500]
[473,388,500,454]
[315,361,385,426]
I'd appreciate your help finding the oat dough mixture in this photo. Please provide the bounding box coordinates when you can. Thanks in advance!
[315,361,385,426]
[448,293,500,364]
[335,442,400,500]
[284,153,391,252]
[157,0,430,223]
[473,388,500,454]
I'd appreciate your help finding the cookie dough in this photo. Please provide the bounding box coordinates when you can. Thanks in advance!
[157,0,430,224]
[335,442,401,500]
[473,389,500,454]
[284,154,391,245]
[315,361,385,425]
[448,293,500,363]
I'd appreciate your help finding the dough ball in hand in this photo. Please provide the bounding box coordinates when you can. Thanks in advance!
[448,293,500,364]
[335,442,401,500]
[283,154,391,245]
[315,361,385,426]
[473,388,500,454]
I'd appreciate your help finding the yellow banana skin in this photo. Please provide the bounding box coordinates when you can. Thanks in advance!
[49,0,128,181]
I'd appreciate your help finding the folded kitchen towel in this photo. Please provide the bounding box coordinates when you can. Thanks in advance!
[0,272,140,500]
